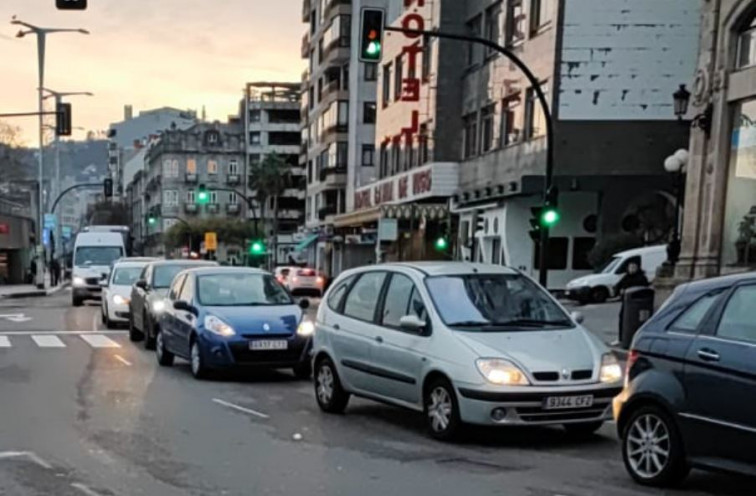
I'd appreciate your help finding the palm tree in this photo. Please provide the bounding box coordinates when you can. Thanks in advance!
[249,153,289,266]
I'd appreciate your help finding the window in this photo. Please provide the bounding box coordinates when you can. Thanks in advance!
[530,0,553,33]
[343,272,386,321]
[525,83,548,140]
[380,144,389,178]
[364,102,376,124]
[365,62,377,81]
[362,145,375,166]
[534,237,568,270]
[484,2,502,55]
[463,113,478,158]
[716,286,756,342]
[250,132,261,145]
[480,105,495,152]
[382,63,392,107]
[207,159,218,174]
[572,237,596,270]
[207,131,219,145]
[187,158,197,174]
[419,123,429,164]
[209,191,218,204]
[492,238,502,264]
[178,275,194,302]
[505,0,525,46]
[500,94,521,146]
[187,190,195,203]
[250,110,261,123]
[250,154,261,166]
[168,274,186,301]
[382,274,416,328]
[394,55,403,101]
[421,40,432,80]
[228,160,239,175]
[229,192,238,204]
[163,190,179,206]
[327,276,354,312]
[670,292,723,333]
[163,159,178,178]
[466,15,482,65]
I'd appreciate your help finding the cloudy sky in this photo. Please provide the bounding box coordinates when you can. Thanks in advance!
[1,0,302,144]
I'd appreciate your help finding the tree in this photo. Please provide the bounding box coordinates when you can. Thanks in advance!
[163,218,259,252]
[85,201,128,225]
[0,120,33,183]
[249,153,290,264]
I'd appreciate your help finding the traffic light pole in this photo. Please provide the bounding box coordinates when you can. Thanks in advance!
[207,186,260,233]
[49,183,102,213]
[384,26,555,287]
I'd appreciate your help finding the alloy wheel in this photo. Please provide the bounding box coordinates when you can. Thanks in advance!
[626,413,671,479]
[191,343,201,376]
[316,364,334,405]
[427,386,453,433]
[156,332,164,360]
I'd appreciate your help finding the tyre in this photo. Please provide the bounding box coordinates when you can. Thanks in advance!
[190,340,209,380]
[314,357,349,413]
[156,329,174,367]
[293,361,312,380]
[72,296,83,307]
[423,377,462,441]
[621,405,690,487]
[591,286,609,304]
[563,421,604,437]
[101,308,107,325]
[144,315,156,350]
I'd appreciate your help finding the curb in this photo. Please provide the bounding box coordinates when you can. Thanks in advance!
[0,283,70,300]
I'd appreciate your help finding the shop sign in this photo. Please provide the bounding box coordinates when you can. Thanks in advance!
[0,223,8,235]
[353,163,457,210]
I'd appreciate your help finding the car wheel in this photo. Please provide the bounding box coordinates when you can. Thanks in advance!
[314,357,349,413]
[293,361,312,380]
[563,421,604,437]
[591,286,609,304]
[622,406,689,487]
[72,296,83,307]
[423,377,462,441]
[144,315,156,350]
[128,315,143,342]
[156,329,174,367]
[105,315,117,330]
[190,340,209,380]
[101,306,107,325]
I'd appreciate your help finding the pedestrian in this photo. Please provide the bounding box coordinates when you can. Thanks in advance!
[50,258,60,287]
[29,259,37,284]
[616,261,650,330]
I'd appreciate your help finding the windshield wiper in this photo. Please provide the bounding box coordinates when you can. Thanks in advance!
[496,318,573,327]
[447,321,500,328]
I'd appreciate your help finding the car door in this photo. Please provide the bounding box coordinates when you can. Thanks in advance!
[370,271,431,405]
[162,274,187,354]
[681,283,756,464]
[329,271,388,394]
[173,274,197,357]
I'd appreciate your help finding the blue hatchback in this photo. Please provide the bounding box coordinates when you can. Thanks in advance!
[156,267,314,379]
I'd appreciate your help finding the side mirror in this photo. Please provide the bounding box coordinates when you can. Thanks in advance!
[298,298,311,310]
[99,280,109,288]
[173,300,196,315]
[135,279,148,290]
[570,311,585,324]
[399,315,426,333]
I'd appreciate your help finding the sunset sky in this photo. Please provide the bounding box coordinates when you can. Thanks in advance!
[1,0,302,144]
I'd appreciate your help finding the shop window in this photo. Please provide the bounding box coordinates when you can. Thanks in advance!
[572,237,596,270]
[534,237,568,270]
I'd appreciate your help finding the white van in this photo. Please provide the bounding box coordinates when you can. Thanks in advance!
[71,231,126,306]
[565,245,667,304]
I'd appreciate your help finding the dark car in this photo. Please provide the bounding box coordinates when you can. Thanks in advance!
[155,267,313,379]
[614,271,756,487]
[128,260,218,347]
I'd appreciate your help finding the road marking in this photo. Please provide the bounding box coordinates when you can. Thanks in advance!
[0,336,10,348]
[31,335,66,348]
[71,483,102,496]
[113,354,132,366]
[0,451,53,469]
[0,331,127,335]
[80,334,121,348]
[0,313,30,323]
[212,398,269,419]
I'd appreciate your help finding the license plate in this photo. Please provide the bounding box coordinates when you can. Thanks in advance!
[250,340,288,351]
[543,395,594,410]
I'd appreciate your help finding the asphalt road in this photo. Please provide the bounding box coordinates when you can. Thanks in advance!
[0,291,751,496]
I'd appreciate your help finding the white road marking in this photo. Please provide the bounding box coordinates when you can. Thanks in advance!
[0,336,10,348]
[6,316,31,323]
[113,354,132,366]
[0,330,126,335]
[71,483,102,496]
[212,398,269,419]
[31,335,66,348]
[0,451,53,469]
[80,334,121,348]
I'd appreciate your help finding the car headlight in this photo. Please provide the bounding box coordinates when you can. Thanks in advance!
[73,276,85,286]
[113,295,129,305]
[475,358,530,386]
[204,315,235,337]
[600,353,623,383]
[152,300,166,313]
[297,319,315,337]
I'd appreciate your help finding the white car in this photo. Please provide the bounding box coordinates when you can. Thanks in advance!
[286,267,325,297]
[101,259,155,329]
[313,262,623,440]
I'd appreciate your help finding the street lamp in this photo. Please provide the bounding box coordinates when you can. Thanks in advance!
[663,149,688,266]
[673,84,713,136]
[11,18,90,288]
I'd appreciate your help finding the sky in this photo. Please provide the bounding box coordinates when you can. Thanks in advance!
[0,0,303,144]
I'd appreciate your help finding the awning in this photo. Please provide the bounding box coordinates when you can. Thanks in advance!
[333,206,382,228]
[293,233,319,253]
[381,204,449,220]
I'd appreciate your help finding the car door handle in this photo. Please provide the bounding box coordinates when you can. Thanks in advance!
[697,348,720,362]
[375,336,383,344]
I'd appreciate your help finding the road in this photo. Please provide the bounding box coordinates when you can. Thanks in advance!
[0,291,751,496]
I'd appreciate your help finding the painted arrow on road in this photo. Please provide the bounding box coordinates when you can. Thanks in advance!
[0,314,32,323]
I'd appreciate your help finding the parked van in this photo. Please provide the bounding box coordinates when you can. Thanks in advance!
[565,245,667,304]
[71,231,126,306]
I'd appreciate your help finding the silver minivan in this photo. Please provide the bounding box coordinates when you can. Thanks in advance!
[312,262,623,440]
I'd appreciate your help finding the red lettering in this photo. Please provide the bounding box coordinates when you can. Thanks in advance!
[402,78,420,102]
[354,190,372,210]
[402,42,422,73]
[401,110,420,139]
[398,177,409,199]
[401,13,425,38]
[412,170,432,196]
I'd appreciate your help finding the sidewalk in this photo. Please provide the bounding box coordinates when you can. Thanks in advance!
[0,274,70,299]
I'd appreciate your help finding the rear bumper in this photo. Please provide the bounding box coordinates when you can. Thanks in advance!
[564,286,591,301]
[73,287,101,300]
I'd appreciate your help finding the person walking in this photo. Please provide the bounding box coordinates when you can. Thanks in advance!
[50,258,60,287]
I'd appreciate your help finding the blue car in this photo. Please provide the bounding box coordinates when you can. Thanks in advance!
[156,267,314,379]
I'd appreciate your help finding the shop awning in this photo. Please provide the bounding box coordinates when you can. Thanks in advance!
[292,233,319,253]
[381,204,449,220]
[333,206,382,228]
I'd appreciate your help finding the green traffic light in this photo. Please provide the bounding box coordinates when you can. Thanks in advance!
[434,237,448,251]
[197,191,209,204]
[148,217,157,226]
[250,241,265,255]
[365,41,381,57]
[541,208,560,227]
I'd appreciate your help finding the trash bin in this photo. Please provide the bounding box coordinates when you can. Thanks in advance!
[620,287,655,349]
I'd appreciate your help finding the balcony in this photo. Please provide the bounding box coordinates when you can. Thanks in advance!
[322,41,350,67]
[184,203,198,214]
[207,203,220,214]
[301,33,310,59]
[302,0,310,22]
[325,0,351,18]
[318,205,337,220]
[185,173,197,183]
[227,203,241,215]
[319,166,347,186]
[226,174,240,186]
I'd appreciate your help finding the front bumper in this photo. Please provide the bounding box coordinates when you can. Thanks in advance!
[200,333,313,370]
[107,302,130,322]
[564,286,591,301]
[73,286,101,300]
[456,384,623,426]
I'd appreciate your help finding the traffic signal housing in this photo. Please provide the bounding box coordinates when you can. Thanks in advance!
[103,178,113,198]
[147,214,157,226]
[541,186,560,228]
[435,222,450,253]
[249,240,266,256]
[360,8,385,62]
[56,102,72,136]
[197,184,209,205]
[56,0,87,10]
[529,207,543,243]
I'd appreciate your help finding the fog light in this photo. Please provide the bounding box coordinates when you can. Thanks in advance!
[491,408,508,422]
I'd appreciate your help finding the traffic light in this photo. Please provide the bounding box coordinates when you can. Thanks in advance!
[147,214,157,226]
[103,178,113,198]
[56,102,72,136]
[529,207,543,243]
[197,184,209,205]
[56,0,87,10]
[541,186,560,228]
[435,222,450,252]
[360,8,385,62]
[249,240,266,256]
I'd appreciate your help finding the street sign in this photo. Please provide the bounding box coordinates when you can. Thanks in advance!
[62,226,72,239]
[42,229,51,247]
[44,214,56,230]
[204,232,217,251]
[378,219,398,241]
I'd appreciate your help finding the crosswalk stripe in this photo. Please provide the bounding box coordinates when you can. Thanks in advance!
[80,334,121,348]
[31,335,66,348]
[0,336,10,348]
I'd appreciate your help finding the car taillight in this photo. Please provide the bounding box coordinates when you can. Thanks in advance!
[316,276,324,285]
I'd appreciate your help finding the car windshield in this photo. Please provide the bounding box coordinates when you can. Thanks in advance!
[111,267,143,286]
[197,273,292,306]
[425,274,572,330]
[599,256,622,274]
[153,265,204,288]
[74,246,123,266]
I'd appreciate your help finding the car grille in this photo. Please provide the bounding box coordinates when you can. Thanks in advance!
[532,369,594,382]
[515,404,610,423]
[571,370,593,380]
[85,277,101,285]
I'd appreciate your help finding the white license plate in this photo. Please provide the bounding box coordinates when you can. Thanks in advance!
[250,340,288,351]
[543,395,594,410]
